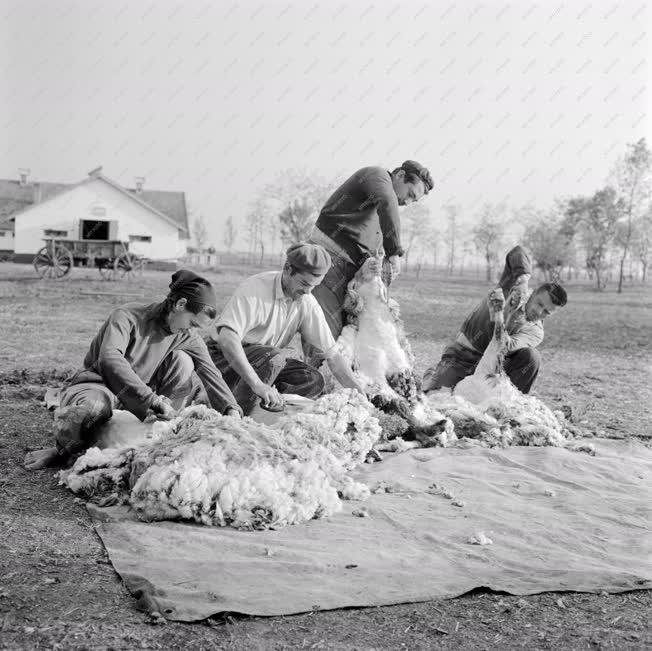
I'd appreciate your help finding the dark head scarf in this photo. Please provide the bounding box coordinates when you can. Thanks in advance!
[168,269,217,309]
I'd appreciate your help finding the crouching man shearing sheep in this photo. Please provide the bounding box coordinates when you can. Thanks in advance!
[207,243,366,415]
[423,246,568,394]
[24,270,242,470]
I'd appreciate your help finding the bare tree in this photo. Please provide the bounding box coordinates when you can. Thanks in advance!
[192,214,210,252]
[442,204,459,275]
[425,222,439,270]
[565,187,624,290]
[611,138,651,292]
[245,211,267,265]
[473,204,505,281]
[223,215,236,252]
[632,207,652,282]
[252,168,336,250]
[401,202,430,270]
[522,209,574,281]
[458,238,474,276]
[278,199,314,245]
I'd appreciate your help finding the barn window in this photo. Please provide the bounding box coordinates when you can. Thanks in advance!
[81,220,109,240]
[44,229,68,238]
[129,235,152,242]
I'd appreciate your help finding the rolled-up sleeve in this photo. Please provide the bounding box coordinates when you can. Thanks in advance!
[300,296,337,359]
[215,293,256,340]
[362,171,403,258]
[504,321,544,352]
[181,334,243,415]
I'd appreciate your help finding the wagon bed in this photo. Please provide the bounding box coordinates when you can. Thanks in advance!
[33,239,146,280]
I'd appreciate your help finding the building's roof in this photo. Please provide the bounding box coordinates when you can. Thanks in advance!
[0,174,189,236]
[0,180,71,229]
[125,188,189,235]
[0,216,15,231]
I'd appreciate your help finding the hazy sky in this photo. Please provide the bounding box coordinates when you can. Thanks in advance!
[1,0,650,248]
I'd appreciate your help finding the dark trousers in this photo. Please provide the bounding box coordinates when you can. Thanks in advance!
[56,350,195,456]
[309,250,359,339]
[207,342,325,415]
[423,342,541,394]
[305,248,359,367]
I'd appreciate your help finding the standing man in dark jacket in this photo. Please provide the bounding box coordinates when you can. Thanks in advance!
[309,161,434,342]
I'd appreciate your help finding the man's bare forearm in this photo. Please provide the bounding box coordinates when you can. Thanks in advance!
[216,328,263,390]
[327,353,366,394]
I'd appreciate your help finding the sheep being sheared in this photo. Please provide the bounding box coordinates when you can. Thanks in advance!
[59,389,382,530]
[334,256,454,448]
[425,288,588,451]
[334,263,586,453]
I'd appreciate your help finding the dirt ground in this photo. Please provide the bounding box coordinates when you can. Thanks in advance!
[1,263,651,650]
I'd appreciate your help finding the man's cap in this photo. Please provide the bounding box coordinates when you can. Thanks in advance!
[285,243,332,275]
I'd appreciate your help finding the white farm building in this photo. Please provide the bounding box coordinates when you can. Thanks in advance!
[0,167,190,262]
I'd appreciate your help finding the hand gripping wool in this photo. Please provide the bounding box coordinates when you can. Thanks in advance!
[335,257,453,448]
[59,390,382,529]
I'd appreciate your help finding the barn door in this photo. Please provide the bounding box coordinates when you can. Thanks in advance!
[108,220,118,241]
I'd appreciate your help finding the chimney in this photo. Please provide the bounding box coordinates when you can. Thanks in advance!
[134,176,145,194]
[18,168,30,187]
[32,182,42,203]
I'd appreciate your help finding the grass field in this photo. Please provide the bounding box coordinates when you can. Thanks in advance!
[1,261,651,650]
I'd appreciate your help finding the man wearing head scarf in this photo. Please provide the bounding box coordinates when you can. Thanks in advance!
[208,243,365,414]
[308,161,434,343]
[25,270,242,470]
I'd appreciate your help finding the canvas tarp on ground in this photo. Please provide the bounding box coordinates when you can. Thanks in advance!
[86,438,652,622]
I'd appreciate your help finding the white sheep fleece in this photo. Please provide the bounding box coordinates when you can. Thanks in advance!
[335,258,412,400]
[426,338,580,449]
[60,389,381,530]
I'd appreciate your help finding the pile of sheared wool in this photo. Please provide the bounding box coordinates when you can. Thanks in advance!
[59,389,381,530]
[426,340,576,448]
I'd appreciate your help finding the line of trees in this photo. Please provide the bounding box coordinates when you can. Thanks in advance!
[190,138,651,290]
[432,139,652,291]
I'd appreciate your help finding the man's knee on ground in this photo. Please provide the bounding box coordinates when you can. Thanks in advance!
[507,346,541,371]
[505,347,541,394]
[83,391,114,429]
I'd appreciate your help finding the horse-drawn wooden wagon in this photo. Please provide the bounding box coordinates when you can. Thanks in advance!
[33,238,146,280]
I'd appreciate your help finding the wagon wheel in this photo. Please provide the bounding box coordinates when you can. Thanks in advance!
[113,254,143,281]
[33,244,73,280]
